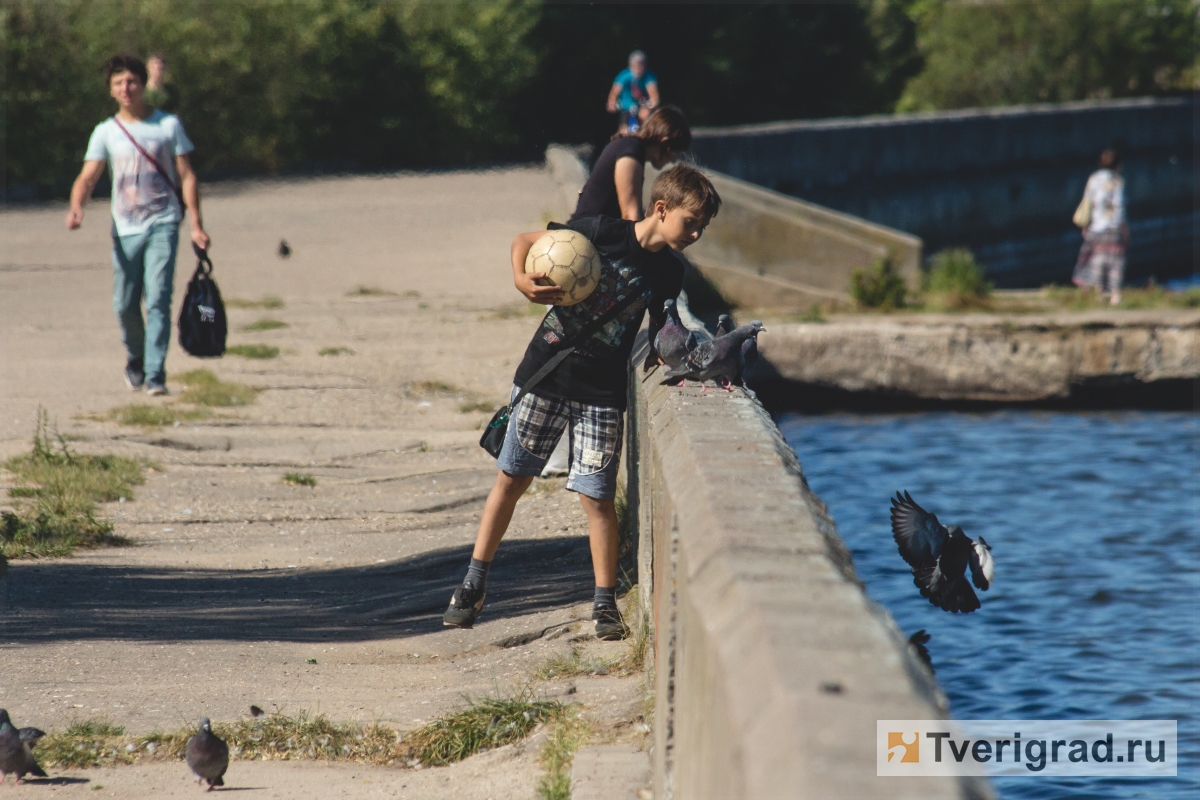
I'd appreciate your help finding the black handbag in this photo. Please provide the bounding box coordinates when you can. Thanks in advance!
[480,292,645,458]
[178,243,228,357]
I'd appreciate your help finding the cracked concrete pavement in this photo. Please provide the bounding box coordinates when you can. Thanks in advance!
[0,167,648,797]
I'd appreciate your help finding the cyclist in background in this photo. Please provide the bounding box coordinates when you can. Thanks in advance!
[606,50,659,134]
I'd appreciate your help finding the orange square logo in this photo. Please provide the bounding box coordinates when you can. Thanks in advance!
[887,731,919,763]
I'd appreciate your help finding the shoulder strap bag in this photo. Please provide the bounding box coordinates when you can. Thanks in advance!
[480,291,646,458]
[112,116,186,208]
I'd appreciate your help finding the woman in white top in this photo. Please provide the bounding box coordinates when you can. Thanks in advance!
[1072,149,1128,305]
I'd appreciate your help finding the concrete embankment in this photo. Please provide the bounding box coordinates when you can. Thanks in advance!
[753,309,1200,411]
[626,330,992,799]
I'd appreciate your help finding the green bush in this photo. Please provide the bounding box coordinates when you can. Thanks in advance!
[925,248,992,298]
[850,257,907,310]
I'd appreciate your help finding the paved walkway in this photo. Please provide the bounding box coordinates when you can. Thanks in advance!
[0,169,646,797]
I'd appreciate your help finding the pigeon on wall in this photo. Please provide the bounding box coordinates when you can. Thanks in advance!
[734,333,760,386]
[186,717,229,791]
[715,314,733,336]
[663,321,765,391]
[647,298,694,371]
[890,491,994,613]
[0,710,47,785]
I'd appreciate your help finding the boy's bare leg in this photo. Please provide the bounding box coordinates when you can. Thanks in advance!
[579,495,619,588]
[472,470,535,561]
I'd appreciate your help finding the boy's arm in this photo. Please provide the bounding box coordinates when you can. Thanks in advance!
[65,160,106,230]
[175,154,210,250]
[642,308,666,371]
[512,231,565,305]
[614,157,644,221]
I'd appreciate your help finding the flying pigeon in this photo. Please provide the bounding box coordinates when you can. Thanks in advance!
[715,314,733,336]
[646,298,694,372]
[277,239,292,258]
[249,705,265,718]
[186,717,229,791]
[663,321,766,391]
[0,709,47,785]
[890,491,994,613]
[907,629,934,673]
[17,728,45,748]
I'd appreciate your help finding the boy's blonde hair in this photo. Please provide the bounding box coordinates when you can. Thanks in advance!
[650,164,721,220]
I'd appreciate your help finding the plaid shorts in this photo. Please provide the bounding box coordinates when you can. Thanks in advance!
[495,387,624,500]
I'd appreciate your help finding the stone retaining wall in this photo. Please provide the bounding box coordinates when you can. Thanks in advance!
[626,328,993,799]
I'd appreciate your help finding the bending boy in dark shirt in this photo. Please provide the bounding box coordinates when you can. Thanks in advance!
[444,164,721,640]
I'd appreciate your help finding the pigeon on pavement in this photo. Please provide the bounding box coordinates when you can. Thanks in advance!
[647,298,694,372]
[186,717,229,791]
[663,321,766,391]
[249,705,265,718]
[715,314,733,336]
[17,728,45,748]
[277,239,292,258]
[890,491,994,613]
[0,709,48,785]
[907,629,934,673]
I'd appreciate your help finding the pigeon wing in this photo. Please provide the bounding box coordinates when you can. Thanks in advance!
[664,339,715,379]
[907,629,933,672]
[968,537,994,590]
[890,491,947,569]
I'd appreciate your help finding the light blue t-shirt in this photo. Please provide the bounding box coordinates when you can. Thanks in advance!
[613,68,657,113]
[84,111,194,237]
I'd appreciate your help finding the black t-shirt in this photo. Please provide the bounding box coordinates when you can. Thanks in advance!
[570,137,646,222]
[514,215,683,409]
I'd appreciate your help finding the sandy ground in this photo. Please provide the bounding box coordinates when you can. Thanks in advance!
[0,168,648,797]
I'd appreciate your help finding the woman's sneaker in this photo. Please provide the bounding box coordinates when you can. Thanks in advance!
[443,580,486,628]
[593,603,629,641]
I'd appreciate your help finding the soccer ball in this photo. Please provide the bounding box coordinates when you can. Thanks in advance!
[524,230,601,306]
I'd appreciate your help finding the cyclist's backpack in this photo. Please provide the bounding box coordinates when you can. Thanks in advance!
[178,244,227,357]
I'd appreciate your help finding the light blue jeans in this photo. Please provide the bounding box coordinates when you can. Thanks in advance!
[111,221,179,382]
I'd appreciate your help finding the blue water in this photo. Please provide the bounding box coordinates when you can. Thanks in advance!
[779,411,1199,799]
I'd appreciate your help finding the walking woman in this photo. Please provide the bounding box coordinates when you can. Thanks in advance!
[571,106,691,223]
[1072,149,1128,305]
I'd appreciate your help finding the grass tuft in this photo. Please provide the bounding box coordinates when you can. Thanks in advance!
[282,472,317,487]
[850,256,907,310]
[2,410,140,557]
[488,302,546,320]
[348,285,396,297]
[318,347,355,356]
[108,403,212,427]
[404,380,460,396]
[403,696,563,767]
[225,296,284,310]
[240,318,289,332]
[457,400,495,414]
[537,711,591,800]
[226,344,280,360]
[177,370,260,406]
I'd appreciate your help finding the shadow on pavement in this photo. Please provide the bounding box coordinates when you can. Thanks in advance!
[0,536,592,644]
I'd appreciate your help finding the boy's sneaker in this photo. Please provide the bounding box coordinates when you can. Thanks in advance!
[146,376,168,396]
[124,360,145,390]
[443,580,486,628]
[593,603,629,641]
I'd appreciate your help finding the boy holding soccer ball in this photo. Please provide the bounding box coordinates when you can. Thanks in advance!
[444,164,720,639]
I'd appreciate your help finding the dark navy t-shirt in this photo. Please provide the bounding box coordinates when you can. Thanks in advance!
[513,215,683,409]
[570,137,646,223]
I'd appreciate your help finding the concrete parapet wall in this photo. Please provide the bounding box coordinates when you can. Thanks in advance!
[627,331,991,799]
[757,309,1200,407]
[647,167,923,310]
[690,97,1195,286]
